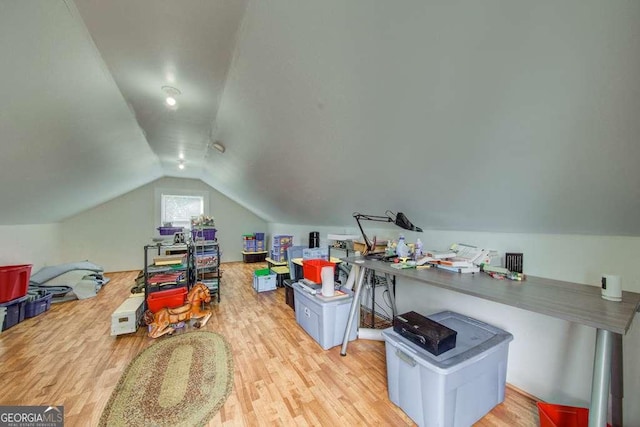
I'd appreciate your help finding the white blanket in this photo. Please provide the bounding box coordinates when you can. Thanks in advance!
[29,262,108,301]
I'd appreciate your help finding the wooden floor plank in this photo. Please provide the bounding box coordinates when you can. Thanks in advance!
[0,261,540,426]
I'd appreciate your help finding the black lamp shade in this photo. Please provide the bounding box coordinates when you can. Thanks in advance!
[395,212,423,232]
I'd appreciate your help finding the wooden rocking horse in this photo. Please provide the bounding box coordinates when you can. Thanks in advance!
[144,282,212,338]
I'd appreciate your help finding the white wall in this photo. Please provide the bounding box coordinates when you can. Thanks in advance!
[3,215,638,422]
[61,177,267,272]
[0,224,62,272]
[270,222,640,425]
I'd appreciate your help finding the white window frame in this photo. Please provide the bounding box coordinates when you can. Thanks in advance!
[154,188,210,232]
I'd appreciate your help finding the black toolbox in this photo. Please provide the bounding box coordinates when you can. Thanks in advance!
[393,311,457,355]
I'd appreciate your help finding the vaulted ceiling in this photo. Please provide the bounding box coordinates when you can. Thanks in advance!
[1,1,639,236]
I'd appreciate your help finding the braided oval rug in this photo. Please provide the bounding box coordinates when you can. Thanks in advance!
[99,331,234,427]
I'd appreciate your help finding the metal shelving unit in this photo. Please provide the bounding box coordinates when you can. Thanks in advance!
[192,227,221,302]
[143,242,193,311]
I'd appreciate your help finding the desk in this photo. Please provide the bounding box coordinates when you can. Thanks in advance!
[340,257,640,427]
[265,257,287,269]
[270,265,290,287]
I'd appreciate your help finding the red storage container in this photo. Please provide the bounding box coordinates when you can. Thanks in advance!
[537,402,611,427]
[302,259,335,284]
[146,287,187,313]
[0,264,32,304]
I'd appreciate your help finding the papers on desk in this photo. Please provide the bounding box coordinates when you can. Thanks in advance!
[420,243,498,274]
[437,258,475,267]
[433,264,480,274]
[425,250,457,259]
[450,243,498,266]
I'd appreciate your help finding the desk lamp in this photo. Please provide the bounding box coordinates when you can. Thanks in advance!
[353,211,423,258]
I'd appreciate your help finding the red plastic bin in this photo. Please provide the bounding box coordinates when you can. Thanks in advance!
[146,287,187,313]
[537,402,611,427]
[302,259,335,284]
[0,264,32,304]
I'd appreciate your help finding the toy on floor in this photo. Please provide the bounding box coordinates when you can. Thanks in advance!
[144,283,212,338]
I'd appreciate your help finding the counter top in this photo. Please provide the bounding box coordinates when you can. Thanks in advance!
[341,257,640,335]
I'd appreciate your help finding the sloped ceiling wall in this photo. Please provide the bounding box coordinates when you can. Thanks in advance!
[0,1,163,225]
[1,1,639,237]
[209,0,640,236]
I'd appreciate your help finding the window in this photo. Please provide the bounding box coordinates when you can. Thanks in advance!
[156,189,209,230]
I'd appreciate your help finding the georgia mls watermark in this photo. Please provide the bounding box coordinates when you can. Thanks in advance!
[0,406,63,427]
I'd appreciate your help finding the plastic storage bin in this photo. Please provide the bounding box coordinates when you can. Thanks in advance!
[272,235,293,246]
[243,234,256,252]
[382,311,513,427]
[192,227,216,241]
[270,249,287,262]
[302,259,335,284]
[24,290,53,318]
[271,244,289,259]
[253,269,277,292]
[293,283,357,350]
[1,295,28,331]
[0,307,6,333]
[196,253,218,268]
[146,287,187,313]
[158,226,184,235]
[287,245,306,281]
[0,264,32,303]
[302,247,329,260]
[536,402,611,427]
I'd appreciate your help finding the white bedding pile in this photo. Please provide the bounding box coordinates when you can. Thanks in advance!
[29,261,110,302]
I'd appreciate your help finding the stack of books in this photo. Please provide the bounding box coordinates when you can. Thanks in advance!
[428,259,480,274]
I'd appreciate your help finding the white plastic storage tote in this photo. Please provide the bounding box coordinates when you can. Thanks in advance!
[253,269,277,292]
[293,283,357,350]
[382,311,513,427]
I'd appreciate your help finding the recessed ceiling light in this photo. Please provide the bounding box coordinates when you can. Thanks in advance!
[162,86,181,108]
[178,160,185,170]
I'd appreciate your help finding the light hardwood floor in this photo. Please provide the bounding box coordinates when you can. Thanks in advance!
[0,262,540,426]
